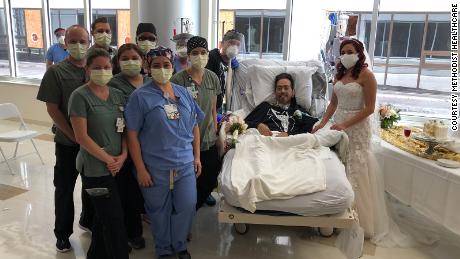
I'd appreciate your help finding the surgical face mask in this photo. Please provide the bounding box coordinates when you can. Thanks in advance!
[190,54,209,69]
[90,69,113,86]
[340,54,359,69]
[226,45,239,59]
[119,60,142,77]
[176,47,188,58]
[151,68,173,84]
[57,36,65,45]
[67,43,88,60]
[94,33,112,48]
[138,40,156,54]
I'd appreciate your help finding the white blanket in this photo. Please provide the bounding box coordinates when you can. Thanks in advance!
[231,130,327,212]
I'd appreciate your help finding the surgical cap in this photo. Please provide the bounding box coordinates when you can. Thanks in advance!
[136,23,157,37]
[172,33,194,43]
[146,46,174,63]
[187,36,208,54]
[223,29,244,42]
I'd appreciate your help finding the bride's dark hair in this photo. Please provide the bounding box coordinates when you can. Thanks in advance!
[335,38,368,81]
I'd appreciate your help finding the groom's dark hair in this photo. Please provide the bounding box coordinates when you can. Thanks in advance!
[274,73,295,90]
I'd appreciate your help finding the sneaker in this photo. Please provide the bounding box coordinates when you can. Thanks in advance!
[128,236,146,249]
[186,233,192,242]
[56,238,71,253]
[205,195,216,206]
[78,222,92,233]
[177,250,191,259]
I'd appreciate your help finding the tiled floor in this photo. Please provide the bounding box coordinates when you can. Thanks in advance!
[0,121,459,259]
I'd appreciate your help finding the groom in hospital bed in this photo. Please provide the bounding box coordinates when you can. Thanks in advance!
[245,73,319,137]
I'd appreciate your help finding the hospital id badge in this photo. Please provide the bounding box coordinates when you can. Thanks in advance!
[187,86,198,100]
[116,117,125,133]
[164,104,180,120]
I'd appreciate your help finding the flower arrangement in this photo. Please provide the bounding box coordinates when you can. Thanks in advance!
[224,115,248,149]
[379,105,400,129]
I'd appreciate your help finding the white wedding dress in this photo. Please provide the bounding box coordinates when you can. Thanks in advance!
[334,81,412,247]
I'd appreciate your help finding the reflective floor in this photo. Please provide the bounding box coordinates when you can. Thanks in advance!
[0,121,458,259]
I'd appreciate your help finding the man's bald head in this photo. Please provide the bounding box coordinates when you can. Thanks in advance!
[65,25,90,46]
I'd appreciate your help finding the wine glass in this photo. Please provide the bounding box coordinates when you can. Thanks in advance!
[404,128,412,137]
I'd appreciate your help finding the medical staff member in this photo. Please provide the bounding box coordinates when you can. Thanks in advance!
[69,48,129,259]
[170,36,221,209]
[88,17,117,58]
[172,33,193,73]
[206,29,244,112]
[125,47,203,259]
[135,23,158,75]
[37,24,91,252]
[107,43,150,250]
[46,28,69,69]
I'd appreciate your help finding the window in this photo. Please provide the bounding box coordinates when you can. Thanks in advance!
[219,8,285,60]
[11,0,46,79]
[0,5,10,76]
[235,15,261,53]
[359,12,450,118]
[50,9,84,43]
[262,15,285,59]
[0,0,131,79]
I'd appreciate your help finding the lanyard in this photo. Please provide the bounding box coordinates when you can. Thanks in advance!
[169,169,177,190]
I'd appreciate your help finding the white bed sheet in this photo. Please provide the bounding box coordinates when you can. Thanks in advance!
[220,148,354,216]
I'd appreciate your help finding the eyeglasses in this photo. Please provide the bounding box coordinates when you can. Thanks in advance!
[138,35,157,42]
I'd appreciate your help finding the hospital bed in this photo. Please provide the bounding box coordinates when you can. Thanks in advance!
[219,148,356,235]
[217,59,363,256]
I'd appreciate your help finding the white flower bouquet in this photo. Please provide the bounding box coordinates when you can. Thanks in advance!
[224,115,248,149]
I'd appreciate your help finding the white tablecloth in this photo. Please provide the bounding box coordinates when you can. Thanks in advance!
[376,141,460,236]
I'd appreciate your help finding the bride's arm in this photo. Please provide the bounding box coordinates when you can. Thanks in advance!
[333,70,377,130]
[312,90,338,133]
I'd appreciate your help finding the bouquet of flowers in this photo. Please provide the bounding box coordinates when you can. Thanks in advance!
[224,115,248,149]
[379,104,400,129]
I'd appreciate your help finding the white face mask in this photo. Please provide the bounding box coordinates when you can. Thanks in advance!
[57,36,65,45]
[119,60,142,77]
[190,54,209,69]
[138,40,156,54]
[94,33,112,48]
[176,47,188,58]
[90,69,113,86]
[340,54,359,69]
[151,68,173,84]
[67,43,88,60]
[226,45,239,59]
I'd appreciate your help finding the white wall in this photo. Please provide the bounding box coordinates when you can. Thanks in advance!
[219,0,286,10]
[0,82,52,125]
[312,0,451,12]
[91,0,129,9]
[288,1,324,61]
[48,0,84,9]
[220,0,451,12]
[16,0,130,9]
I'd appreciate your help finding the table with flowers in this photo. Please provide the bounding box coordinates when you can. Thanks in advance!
[376,105,460,237]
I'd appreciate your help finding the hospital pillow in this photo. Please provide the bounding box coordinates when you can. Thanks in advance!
[248,65,317,110]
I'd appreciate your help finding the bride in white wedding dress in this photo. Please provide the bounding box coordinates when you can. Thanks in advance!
[312,38,411,247]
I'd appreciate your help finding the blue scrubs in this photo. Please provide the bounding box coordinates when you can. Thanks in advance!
[46,43,69,64]
[173,55,189,73]
[125,82,204,256]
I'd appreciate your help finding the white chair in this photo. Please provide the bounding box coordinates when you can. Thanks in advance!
[0,103,44,174]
